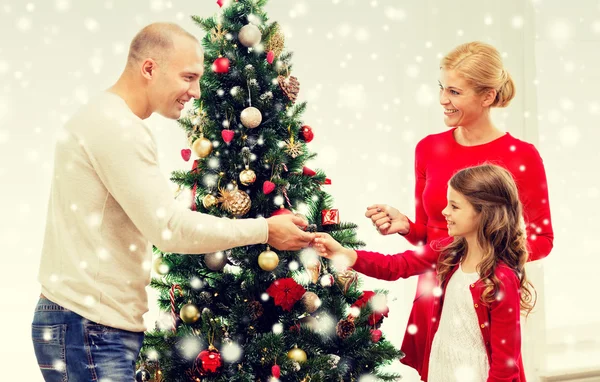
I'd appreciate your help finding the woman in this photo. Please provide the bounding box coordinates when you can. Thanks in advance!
[360,41,553,379]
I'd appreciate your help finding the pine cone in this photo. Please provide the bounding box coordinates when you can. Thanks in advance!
[278,75,300,103]
[219,188,251,217]
[336,317,356,339]
[248,301,264,320]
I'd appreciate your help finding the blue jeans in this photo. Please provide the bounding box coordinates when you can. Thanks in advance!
[31,296,144,381]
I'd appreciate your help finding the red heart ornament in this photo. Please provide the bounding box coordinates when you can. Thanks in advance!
[221,129,235,143]
[266,50,275,64]
[181,149,191,161]
[263,181,276,195]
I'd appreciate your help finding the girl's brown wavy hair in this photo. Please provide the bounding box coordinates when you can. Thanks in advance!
[436,164,536,315]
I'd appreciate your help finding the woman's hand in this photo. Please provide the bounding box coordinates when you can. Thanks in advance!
[365,204,410,235]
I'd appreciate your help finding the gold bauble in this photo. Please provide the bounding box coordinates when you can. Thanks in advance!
[180,303,200,324]
[301,292,321,314]
[220,188,251,217]
[202,194,218,209]
[240,107,262,129]
[266,23,285,57]
[336,269,358,294]
[258,248,279,271]
[239,168,257,186]
[192,136,213,158]
[152,256,170,275]
[238,24,262,47]
[287,347,307,363]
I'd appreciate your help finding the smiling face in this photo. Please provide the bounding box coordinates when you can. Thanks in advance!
[442,185,480,240]
[148,35,204,119]
[438,68,494,128]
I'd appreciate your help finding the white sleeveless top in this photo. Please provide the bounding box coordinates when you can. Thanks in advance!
[428,264,490,381]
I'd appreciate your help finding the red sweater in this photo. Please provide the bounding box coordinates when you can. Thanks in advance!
[354,128,554,280]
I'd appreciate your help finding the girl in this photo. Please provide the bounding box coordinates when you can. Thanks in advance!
[315,164,535,382]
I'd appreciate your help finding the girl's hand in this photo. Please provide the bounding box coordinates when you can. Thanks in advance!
[313,233,357,267]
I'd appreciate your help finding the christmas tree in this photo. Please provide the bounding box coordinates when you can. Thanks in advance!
[137,1,403,381]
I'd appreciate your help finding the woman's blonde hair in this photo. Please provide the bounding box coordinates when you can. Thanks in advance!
[437,164,536,315]
[441,41,515,108]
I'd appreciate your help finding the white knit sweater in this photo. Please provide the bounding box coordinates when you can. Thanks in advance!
[38,92,268,332]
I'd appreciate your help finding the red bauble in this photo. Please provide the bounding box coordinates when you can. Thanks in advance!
[221,129,234,143]
[271,206,293,216]
[263,181,276,195]
[212,57,230,73]
[181,148,191,161]
[371,329,382,343]
[266,50,275,64]
[194,346,222,376]
[302,166,316,177]
[301,125,314,143]
[271,364,281,378]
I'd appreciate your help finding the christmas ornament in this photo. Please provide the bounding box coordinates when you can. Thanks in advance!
[238,24,262,47]
[247,300,264,320]
[263,180,276,195]
[278,75,300,103]
[266,50,275,64]
[212,57,230,73]
[135,367,151,382]
[219,187,251,217]
[181,148,192,161]
[299,315,319,331]
[194,345,222,376]
[351,291,390,326]
[302,166,316,177]
[216,0,224,7]
[192,136,213,158]
[267,278,306,311]
[210,23,227,43]
[285,138,303,158]
[336,269,358,294]
[336,317,356,339]
[322,209,340,225]
[271,206,293,216]
[169,284,183,332]
[204,251,228,271]
[258,247,279,271]
[320,273,334,287]
[202,194,218,209]
[239,147,256,186]
[301,125,314,143]
[239,168,256,186]
[271,364,281,379]
[240,106,262,128]
[287,346,307,363]
[221,129,234,143]
[306,261,321,284]
[180,302,200,324]
[301,291,321,313]
[371,329,383,343]
[265,23,285,58]
[153,256,171,275]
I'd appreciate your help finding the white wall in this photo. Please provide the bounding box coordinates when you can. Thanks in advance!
[1,1,598,380]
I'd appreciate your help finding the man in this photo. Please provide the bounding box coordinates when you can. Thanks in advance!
[32,22,314,381]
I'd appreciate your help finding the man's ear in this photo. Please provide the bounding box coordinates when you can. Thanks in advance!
[141,59,157,80]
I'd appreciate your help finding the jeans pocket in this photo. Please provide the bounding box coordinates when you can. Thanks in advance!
[84,323,144,381]
[32,324,68,382]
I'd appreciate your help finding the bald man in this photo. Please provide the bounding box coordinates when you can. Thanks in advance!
[32,23,314,381]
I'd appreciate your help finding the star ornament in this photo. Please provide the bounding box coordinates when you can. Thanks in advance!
[211,24,227,43]
[285,139,303,158]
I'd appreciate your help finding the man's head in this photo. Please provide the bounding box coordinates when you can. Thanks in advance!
[126,23,204,119]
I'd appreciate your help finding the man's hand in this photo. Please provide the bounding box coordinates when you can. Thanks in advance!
[266,215,315,251]
[365,204,410,235]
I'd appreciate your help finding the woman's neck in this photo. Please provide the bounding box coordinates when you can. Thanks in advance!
[454,118,505,146]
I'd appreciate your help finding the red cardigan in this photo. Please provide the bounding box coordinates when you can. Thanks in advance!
[422,263,526,382]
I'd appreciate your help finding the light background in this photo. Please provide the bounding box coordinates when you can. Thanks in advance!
[1,0,599,380]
